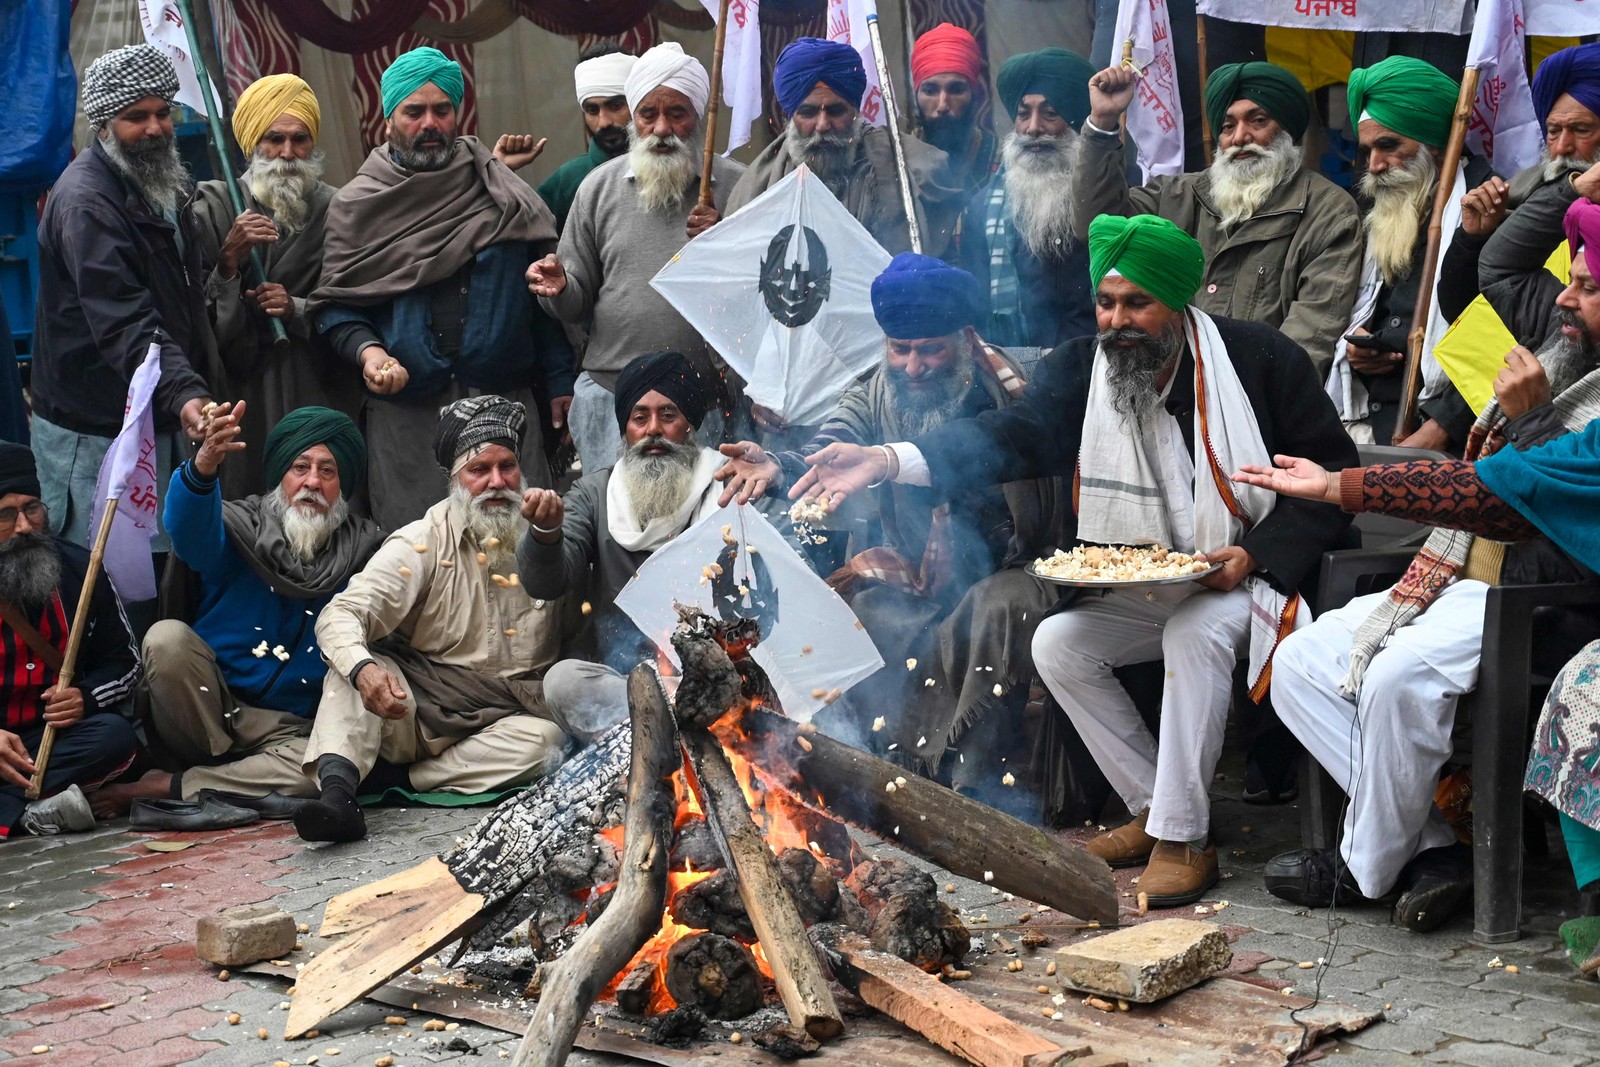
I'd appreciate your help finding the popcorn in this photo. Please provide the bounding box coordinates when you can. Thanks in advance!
[871,716,886,732]
[1033,544,1210,583]
[1002,772,1016,787]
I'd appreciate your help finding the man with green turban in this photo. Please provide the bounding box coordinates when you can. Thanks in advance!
[94,403,385,821]
[1330,56,1486,452]
[1072,58,1362,376]
[310,46,574,532]
[773,211,1356,899]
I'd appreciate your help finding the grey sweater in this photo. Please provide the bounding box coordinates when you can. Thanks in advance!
[539,153,745,391]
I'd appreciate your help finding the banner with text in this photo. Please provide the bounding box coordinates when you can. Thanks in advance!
[1114,0,1185,179]
[1195,0,1470,35]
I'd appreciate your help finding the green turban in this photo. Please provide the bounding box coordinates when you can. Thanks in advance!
[381,46,464,118]
[1087,214,1206,313]
[1347,56,1459,150]
[1204,61,1310,142]
[263,407,366,499]
[996,48,1095,125]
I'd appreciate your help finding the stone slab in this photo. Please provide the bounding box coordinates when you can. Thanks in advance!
[1054,919,1232,1003]
[195,906,296,968]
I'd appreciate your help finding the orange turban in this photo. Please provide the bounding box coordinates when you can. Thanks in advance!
[911,23,982,88]
[232,73,321,153]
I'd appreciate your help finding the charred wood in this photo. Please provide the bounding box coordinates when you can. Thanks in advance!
[670,869,755,941]
[753,1023,823,1059]
[669,817,726,872]
[775,848,840,924]
[615,958,663,1016]
[663,933,765,1019]
[869,893,970,973]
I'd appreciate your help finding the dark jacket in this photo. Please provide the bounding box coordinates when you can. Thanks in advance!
[914,315,1359,598]
[32,140,212,437]
[537,139,614,233]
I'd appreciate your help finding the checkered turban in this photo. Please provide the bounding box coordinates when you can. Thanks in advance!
[82,45,179,129]
[434,395,527,474]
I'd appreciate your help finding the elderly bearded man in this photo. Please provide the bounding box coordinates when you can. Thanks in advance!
[1260,198,1600,932]
[527,44,744,478]
[312,47,573,532]
[725,38,964,257]
[1327,57,1485,453]
[0,445,141,840]
[784,216,1356,903]
[716,255,1061,787]
[92,405,382,819]
[538,46,637,233]
[959,48,1098,350]
[910,24,996,199]
[1075,61,1362,374]
[295,397,580,843]
[31,45,214,548]
[193,75,356,501]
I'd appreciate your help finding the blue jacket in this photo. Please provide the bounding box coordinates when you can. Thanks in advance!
[164,464,338,716]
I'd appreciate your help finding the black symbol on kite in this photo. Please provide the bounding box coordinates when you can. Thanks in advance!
[759,224,831,328]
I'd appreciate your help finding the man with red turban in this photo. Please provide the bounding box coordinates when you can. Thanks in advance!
[910,23,995,199]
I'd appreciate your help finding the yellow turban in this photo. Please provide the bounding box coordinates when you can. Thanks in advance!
[231,74,321,153]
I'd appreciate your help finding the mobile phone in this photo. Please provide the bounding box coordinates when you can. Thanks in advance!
[1343,332,1402,354]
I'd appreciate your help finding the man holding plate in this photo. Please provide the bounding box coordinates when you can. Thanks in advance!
[783,214,1357,904]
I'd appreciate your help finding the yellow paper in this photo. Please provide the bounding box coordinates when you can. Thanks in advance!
[1434,243,1572,411]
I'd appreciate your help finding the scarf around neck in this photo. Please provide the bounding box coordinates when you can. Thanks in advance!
[221,496,385,599]
[606,448,725,553]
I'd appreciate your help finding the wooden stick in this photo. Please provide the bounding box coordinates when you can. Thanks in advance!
[720,708,1120,924]
[1196,14,1213,165]
[26,496,119,800]
[679,726,845,1041]
[513,666,679,1067]
[1394,66,1481,443]
[698,0,733,209]
[866,0,923,253]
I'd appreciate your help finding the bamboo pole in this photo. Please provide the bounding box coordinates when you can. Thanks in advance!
[1394,66,1480,443]
[25,498,119,800]
[865,0,924,253]
[1197,14,1213,165]
[698,0,734,208]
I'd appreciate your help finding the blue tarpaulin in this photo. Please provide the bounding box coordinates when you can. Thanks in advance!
[1,0,75,192]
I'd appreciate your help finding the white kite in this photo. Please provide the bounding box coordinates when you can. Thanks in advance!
[651,165,892,426]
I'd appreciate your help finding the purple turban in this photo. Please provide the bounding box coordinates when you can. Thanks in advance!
[774,38,866,116]
[1565,198,1600,283]
[1531,42,1600,129]
[870,253,983,339]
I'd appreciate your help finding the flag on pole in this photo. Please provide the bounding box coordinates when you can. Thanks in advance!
[1524,0,1592,36]
[1466,0,1543,178]
[1113,0,1185,180]
[135,0,221,116]
[826,0,887,125]
[1195,0,1469,34]
[90,344,164,603]
[701,0,764,154]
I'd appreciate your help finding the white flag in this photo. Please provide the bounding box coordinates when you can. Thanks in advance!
[1113,0,1185,180]
[826,0,887,126]
[652,166,893,425]
[90,344,164,604]
[1194,0,1470,34]
[1524,0,1593,35]
[701,0,764,154]
[1466,0,1543,177]
[135,0,222,115]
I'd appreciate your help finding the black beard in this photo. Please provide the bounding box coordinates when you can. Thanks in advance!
[592,125,629,157]
[0,532,62,610]
[1098,324,1185,423]
[390,130,453,172]
[920,113,974,157]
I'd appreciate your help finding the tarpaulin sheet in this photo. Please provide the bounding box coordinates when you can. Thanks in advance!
[1,0,74,191]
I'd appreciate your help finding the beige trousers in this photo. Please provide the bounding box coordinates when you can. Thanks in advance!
[142,620,318,800]
[303,651,569,794]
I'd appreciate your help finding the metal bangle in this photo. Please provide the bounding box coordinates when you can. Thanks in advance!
[530,521,561,535]
[865,445,895,489]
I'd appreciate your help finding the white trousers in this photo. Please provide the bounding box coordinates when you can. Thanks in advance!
[1271,580,1488,897]
[1031,586,1251,841]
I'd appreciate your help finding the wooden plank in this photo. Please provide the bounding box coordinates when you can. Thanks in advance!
[318,858,460,938]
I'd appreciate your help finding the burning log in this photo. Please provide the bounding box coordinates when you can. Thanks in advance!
[775,848,841,924]
[670,817,725,872]
[615,958,663,1016]
[663,933,765,1019]
[671,848,842,941]
[845,858,969,972]
[512,667,680,1067]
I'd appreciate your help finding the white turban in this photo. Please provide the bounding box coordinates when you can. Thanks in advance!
[574,52,636,106]
[623,43,710,116]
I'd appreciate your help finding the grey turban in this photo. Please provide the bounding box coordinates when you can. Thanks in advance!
[434,395,528,473]
[82,45,180,128]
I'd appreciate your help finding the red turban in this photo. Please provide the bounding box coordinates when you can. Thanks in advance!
[911,23,982,88]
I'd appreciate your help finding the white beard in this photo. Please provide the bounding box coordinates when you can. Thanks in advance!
[1356,148,1438,285]
[785,117,863,188]
[267,486,348,562]
[449,483,526,568]
[1206,130,1302,229]
[1003,129,1078,259]
[615,434,700,528]
[628,125,703,215]
[244,150,325,234]
[1541,142,1600,182]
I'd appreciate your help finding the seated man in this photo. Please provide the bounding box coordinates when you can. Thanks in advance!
[0,444,140,839]
[95,404,382,814]
[716,254,1058,788]
[518,350,724,676]
[783,215,1357,904]
[295,396,577,843]
[1260,197,1600,932]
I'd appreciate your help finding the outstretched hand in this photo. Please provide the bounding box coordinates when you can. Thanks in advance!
[194,400,247,478]
[521,487,564,542]
[788,442,889,505]
[526,254,567,298]
[493,134,547,171]
[715,441,781,506]
[1234,454,1339,503]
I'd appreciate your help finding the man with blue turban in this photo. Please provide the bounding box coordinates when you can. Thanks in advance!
[775,216,1356,898]
[714,254,1058,789]
[724,38,964,257]
[310,47,574,532]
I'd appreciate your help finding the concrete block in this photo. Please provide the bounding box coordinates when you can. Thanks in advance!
[1055,919,1231,1003]
[195,905,296,967]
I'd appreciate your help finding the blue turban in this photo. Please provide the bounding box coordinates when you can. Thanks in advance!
[1532,42,1600,129]
[381,46,465,118]
[774,38,867,116]
[871,253,983,340]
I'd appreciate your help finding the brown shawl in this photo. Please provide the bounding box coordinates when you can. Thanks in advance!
[310,135,556,309]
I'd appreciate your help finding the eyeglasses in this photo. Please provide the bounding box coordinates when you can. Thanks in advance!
[0,500,47,531]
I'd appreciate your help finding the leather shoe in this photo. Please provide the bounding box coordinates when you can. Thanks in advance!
[1139,841,1219,907]
[198,789,314,821]
[1264,848,1373,908]
[1393,843,1472,933]
[130,795,260,832]
[1085,812,1156,868]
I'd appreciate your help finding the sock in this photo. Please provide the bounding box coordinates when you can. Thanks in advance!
[1561,813,1600,890]
[296,755,367,843]
[316,755,360,801]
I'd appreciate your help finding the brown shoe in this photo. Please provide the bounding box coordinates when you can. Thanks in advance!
[1139,841,1220,907]
[1085,812,1156,869]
